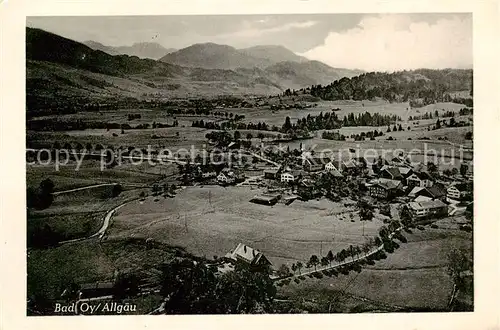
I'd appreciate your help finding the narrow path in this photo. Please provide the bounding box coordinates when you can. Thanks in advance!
[52,183,118,195]
[59,199,137,245]
[273,227,402,281]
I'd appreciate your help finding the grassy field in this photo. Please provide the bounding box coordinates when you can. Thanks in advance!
[27,185,142,242]
[110,185,384,265]
[27,238,178,304]
[27,159,174,191]
[227,100,468,127]
[28,125,211,150]
[278,222,472,310]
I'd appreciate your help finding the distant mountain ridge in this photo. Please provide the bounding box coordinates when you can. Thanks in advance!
[159,43,315,70]
[84,40,176,59]
[26,27,372,112]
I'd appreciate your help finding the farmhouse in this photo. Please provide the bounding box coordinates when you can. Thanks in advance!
[379,166,403,181]
[300,154,326,172]
[324,161,343,177]
[398,167,413,178]
[447,183,470,200]
[264,169,279,179]
[226,243,272,268]
[407,171,433,188]
[280,171,295,183]
[341,160,357,173]
[369,179,402,199]
[407,200,448,220]
[413,185,447,201]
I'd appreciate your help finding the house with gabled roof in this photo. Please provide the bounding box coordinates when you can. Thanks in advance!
[407,199,448,220]
[226,243,272,268]
[324,161,343,177]
[368,178,403,199]
[447,183,471,201]
[379,166,403,181]
[407,171,433,188]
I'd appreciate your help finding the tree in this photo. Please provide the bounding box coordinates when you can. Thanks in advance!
[277,264,291,278]
[358,201,374,221]
[326,250,334,266]
[114,272,140,299]
[246,133,253,141]
[349,245,355,261]
[309,255,319,270]
[436,119,441,129]
[291,263,297,274]
[257,132,265,142]
[233,130,241,141]
[321,257,329,267]
[159,259,276,314]
[111,184,123,197]
[446,248,472,290]
[451,168,459,176]
[460,164,469,177]
[27,178,55,210]
[427,162,438,174]
[283,116,292,131]
[296,262,303,275]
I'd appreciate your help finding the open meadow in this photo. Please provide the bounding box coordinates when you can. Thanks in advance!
[278,219,472,310]
[110,185,385,265]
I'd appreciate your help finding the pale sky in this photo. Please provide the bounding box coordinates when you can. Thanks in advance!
[27,13,472,71]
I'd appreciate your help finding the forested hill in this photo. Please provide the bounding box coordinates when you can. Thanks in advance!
[305,69,473,106]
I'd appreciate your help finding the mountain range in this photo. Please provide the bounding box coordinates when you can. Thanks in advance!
[26,27,364,107]
[84,40,176,60]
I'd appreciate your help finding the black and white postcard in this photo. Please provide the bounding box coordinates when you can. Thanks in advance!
[0,1,498,329]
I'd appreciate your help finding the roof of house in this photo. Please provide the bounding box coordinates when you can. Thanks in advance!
[409,186,425,197]
[425,185,447,198]
[228,243,270,265]
[408,199,447,210]
[414,195,433,202]
[450,183,469,191]
[412,171,431,180]
[372,178,401,190]
[343,160,357,168]
[264,169,279,174]
[398,167,413,176]
[382,166,403,179]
